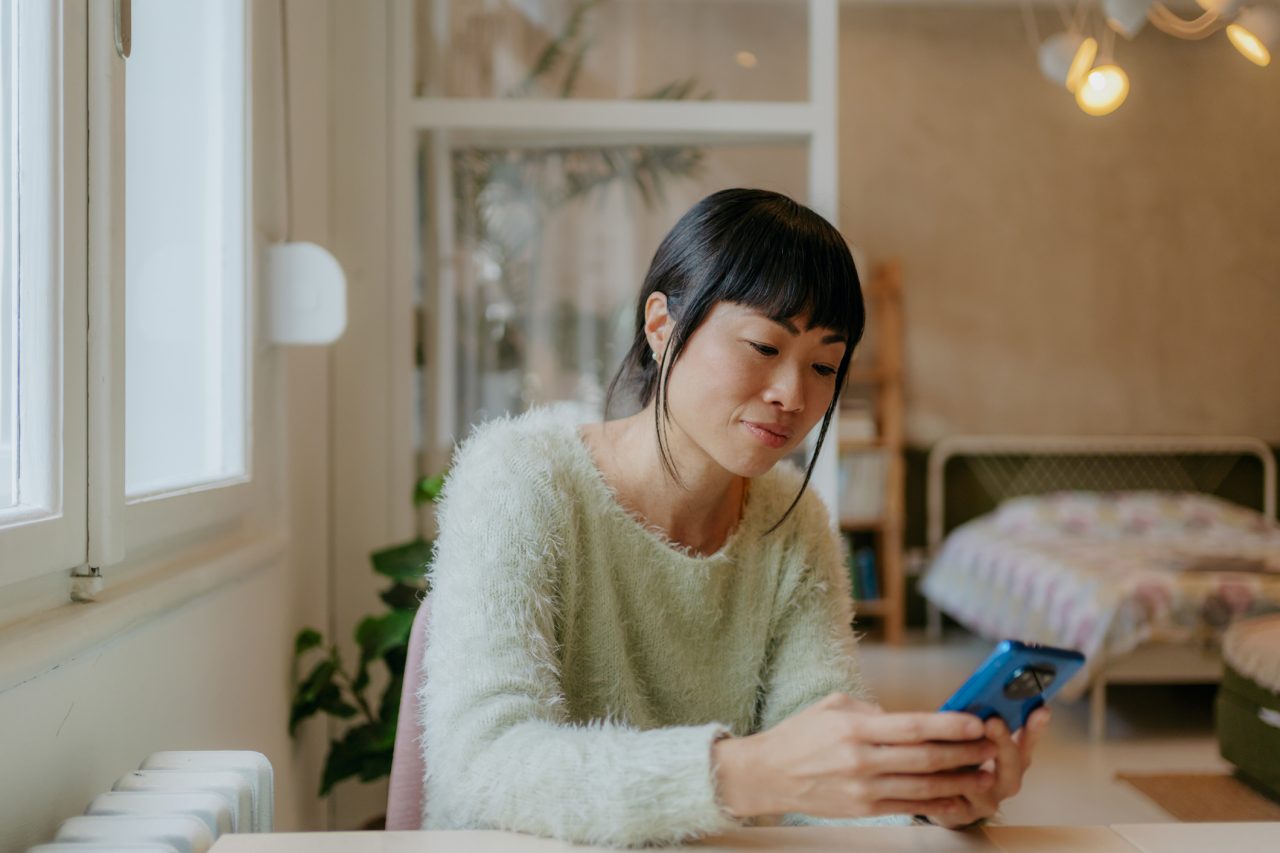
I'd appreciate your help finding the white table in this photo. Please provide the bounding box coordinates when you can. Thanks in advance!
[209,823,1280,852]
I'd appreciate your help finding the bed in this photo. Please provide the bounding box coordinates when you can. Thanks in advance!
[919,436,1280,740]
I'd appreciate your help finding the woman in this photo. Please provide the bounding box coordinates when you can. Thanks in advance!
[420,189,1048,847]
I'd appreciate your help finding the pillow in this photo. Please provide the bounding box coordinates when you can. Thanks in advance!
[991,491,1273,538]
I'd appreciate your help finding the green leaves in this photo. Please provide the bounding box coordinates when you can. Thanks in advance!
[413,473,446,507]
[370,538,435,584]
[290,655,342,737]
[288,469,443,798]
[319,720,398,796]
[294,628,323,656]
[356,610,416,665]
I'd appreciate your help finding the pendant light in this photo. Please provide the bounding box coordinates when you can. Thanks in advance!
[1227,6,1280,66]
[1038,32,1099,92]
[1075,64,1131,115]
[1195,0,1246,15]
[1103,0,1153,39]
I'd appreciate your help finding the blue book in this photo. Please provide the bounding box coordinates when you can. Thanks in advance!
[855,547,879,600]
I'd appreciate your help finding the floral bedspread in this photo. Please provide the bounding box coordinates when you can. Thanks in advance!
[920,492,1280,700]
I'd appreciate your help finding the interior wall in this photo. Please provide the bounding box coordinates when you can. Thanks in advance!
[840,6,1280,445]
[0,2,332,848]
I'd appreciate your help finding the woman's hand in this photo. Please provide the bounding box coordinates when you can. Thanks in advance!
[928,706,1050,829]
[713,692,1002,822]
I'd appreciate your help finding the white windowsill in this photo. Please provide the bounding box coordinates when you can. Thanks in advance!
[0,529,288,694]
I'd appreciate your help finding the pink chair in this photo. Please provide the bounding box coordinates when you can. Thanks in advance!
[385,596,432,830]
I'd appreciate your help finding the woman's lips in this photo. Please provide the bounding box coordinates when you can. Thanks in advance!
[743,421,790,449]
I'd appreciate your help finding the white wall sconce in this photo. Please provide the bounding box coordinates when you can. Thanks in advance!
[264,242,347,346]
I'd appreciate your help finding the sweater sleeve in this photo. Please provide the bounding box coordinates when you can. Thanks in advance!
[419,422,742,848]
[755,492,913,827]
[757,491,870,733]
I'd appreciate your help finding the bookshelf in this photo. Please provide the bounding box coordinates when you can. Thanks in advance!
[837,260,905,644]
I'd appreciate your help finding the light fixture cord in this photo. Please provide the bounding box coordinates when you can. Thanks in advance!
[278,0,294,243]
[1053,0,1074,30]
[1100,15,1117,61]
[1147,4,1225,40]
[1070,0,1089,34]
[1020,0,1042,53]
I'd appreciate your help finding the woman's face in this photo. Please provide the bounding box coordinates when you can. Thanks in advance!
[656,300,847,479]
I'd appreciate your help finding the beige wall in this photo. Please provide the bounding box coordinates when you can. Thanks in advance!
[0,2,332,848]
[840,7,1280,444]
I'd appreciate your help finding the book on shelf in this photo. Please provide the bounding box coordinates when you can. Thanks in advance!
[845,540,879,601]
[838,401,877,442]
[837,451,886,520]
[854,546,879,600]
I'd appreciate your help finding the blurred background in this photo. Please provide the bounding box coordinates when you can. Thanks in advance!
[1,0,1278,846]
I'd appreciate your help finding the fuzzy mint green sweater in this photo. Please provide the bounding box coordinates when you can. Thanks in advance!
[419,405,893,847]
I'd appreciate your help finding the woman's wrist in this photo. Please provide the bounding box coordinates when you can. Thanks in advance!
[712,733,775,819]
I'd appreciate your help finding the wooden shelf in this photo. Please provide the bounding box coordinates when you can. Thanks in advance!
[838,437,886,452]
[855,599,887,616]
[837,436,905,452]
[836,259,906,645]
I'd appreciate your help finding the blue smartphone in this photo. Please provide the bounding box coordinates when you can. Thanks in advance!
[940,640,1085,734]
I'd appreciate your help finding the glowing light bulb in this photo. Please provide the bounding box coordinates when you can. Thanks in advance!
[735,51,758,69]
[1066,37,1099,92]
[1075,65,1130,116]
[1227,8,1280,67]
[1038,33,1098,92]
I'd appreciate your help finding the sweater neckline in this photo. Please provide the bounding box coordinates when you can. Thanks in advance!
[564,422,754,564]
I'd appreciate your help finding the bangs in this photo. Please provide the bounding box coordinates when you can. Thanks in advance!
[700,199,862,343]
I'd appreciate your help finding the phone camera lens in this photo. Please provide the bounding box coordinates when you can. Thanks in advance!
[1003,666,1056,700]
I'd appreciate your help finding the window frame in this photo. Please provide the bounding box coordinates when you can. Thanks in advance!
[114,0,258,560]
[2,0,266,595]
[0,0,89,586]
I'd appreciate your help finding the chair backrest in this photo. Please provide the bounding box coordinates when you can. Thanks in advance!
[385,595,432,830]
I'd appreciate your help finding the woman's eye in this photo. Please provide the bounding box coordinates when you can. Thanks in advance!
[748,341,778,357]
[814,364,837,378]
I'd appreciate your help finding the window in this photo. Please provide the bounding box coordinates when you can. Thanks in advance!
[1,0,16,509]
[0,0,88,586]
[1,0,258,597]
[125,0,247,501]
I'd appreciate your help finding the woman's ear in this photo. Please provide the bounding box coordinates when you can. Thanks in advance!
[643,292,672,360]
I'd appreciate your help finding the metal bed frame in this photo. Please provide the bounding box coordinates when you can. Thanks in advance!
[924,435,1277,741]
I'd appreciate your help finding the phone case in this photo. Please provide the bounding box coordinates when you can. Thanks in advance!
[939,640,1085,733]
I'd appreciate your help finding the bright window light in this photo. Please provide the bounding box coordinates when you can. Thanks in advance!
[125,0,247,499]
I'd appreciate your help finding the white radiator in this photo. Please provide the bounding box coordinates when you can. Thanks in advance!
[28,750,274,852]
[86,790,234,837]
[54,814,213,853]
[28,840,180,845]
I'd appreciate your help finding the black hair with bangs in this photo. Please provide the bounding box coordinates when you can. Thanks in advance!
[604,187,865,532]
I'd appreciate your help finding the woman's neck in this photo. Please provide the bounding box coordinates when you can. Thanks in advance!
[583,409,746,557]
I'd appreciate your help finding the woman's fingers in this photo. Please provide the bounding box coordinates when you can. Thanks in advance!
[864,740,997,774]
[985,717,1025,798]
[856,711,985,745]
[869,770,996,802]
[1016,707,1051,766]
[867,797,968,819]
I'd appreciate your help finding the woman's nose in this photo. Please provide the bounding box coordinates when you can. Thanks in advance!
[762,367,804,412]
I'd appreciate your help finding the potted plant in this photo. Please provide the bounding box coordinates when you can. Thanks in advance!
[288,473,444,803]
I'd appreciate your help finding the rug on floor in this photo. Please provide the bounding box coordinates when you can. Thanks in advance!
[1116,772,1280,822]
